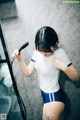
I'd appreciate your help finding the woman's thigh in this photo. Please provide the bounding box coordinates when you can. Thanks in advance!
[42,102,65,120]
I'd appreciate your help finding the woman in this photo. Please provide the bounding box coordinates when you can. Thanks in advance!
[12,26,79,120]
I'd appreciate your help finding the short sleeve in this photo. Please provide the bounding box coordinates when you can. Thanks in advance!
[31,50,37,62]
[54,48,72,66]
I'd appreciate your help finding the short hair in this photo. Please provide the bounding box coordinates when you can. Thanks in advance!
[35,26,59,52]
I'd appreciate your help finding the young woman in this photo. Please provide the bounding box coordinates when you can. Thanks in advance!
[12,26,79,120]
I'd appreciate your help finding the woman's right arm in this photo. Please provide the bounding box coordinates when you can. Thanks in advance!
[12,49,35,76]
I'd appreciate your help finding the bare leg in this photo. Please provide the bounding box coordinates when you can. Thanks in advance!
[42,102,65,120]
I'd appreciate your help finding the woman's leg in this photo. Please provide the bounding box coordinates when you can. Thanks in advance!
[42,102,65,120]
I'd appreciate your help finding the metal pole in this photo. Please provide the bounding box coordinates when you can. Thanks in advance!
[0,22,27,120]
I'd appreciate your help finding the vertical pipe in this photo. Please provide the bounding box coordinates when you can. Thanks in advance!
[0,21,27,120]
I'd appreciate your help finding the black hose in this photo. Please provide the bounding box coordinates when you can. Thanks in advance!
[11,42,29,64]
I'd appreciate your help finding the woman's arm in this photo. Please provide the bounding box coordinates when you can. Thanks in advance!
[12,49,35,76]
[18,60,35,76]
[63,64,79,80]
[52,57,79,80]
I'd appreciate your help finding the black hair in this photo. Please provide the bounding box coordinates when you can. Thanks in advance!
[35,26,59,52]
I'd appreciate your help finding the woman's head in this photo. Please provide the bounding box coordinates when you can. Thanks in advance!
[35,26,59,53]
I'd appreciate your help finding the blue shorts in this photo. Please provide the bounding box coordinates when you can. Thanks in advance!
[41,88,65,104]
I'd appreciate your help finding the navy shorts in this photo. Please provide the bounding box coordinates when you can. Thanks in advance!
[41,88,65,104]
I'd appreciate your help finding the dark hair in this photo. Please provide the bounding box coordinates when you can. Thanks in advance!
[35,26,59,52]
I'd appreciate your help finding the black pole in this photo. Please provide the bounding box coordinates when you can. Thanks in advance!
[0,22,27,120]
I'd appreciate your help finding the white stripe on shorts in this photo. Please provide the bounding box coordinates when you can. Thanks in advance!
[49,93,52,102]
[52,93,55,101]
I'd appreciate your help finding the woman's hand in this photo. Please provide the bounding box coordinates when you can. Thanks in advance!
[12,49,23,62]
[12,49,35,76]
[52,57,67,71]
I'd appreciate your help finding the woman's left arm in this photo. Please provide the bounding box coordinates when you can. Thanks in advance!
[52,57,79,80]
[63,64,79,80]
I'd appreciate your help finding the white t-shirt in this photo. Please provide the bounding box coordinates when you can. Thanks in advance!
[31,48,71,93]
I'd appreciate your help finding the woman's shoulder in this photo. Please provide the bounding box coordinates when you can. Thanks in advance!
[32,50,40,60]
[33,49,40,55]
[54,47,64,55]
